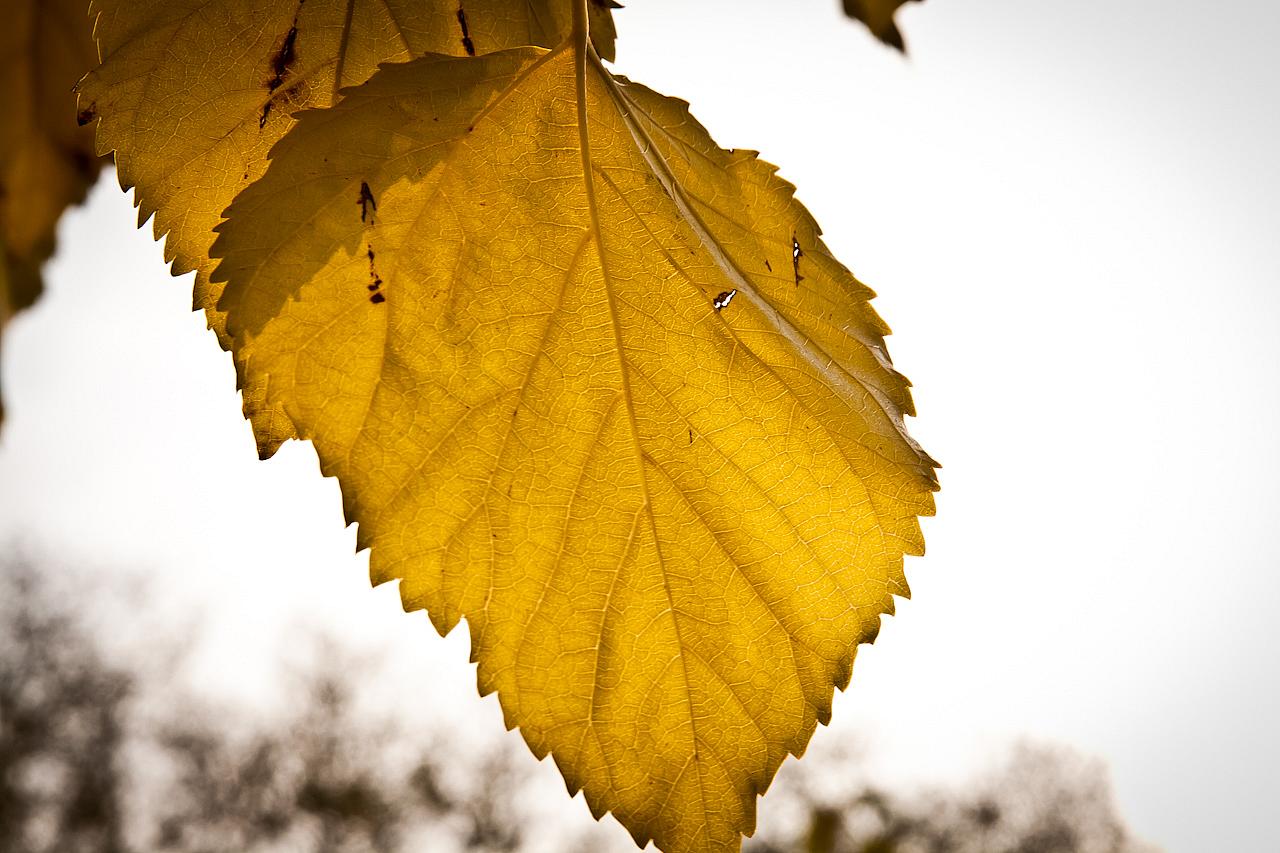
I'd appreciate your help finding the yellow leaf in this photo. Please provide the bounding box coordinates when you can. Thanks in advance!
[1,0,106,421]
[77,0,617,455]
[841,0,922,52]
[211,19,937,853]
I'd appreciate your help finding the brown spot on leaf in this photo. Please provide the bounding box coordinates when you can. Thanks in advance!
[366,244,384,293]
[359,182,377,223]
[76,105,96,127]
[260,17,302,128]
[370,292,386,304]
[764,259,772,272]
[267,25,300,94]
[456,7,476,56]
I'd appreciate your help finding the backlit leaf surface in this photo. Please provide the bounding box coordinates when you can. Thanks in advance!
[1,0,106,421]
[77,0,616,453]
[211,29,937,853]
[841,0,922,51]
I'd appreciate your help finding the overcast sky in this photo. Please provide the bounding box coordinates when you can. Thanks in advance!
[2,1,1278,850]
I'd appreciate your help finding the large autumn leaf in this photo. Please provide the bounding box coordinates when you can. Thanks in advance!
[842,0,922,51]
[1,0,106,422]
[76,0,617,454]
[210,17,937,853]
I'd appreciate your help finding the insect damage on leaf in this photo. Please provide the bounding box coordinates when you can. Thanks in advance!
[713,289,737,311]
[210,28,936,853]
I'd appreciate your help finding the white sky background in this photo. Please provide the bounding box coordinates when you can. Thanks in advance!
[2,0,1279,850]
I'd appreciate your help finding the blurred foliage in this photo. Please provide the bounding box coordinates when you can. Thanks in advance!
[744,743,1159,853]
[0,561,1155,852]
[0,567,130,853]
[0,561,561,853]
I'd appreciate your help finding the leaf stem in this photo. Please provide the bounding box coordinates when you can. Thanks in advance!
[571,0,589,53]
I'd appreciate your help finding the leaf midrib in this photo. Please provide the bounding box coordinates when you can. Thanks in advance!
[572,28,712,843]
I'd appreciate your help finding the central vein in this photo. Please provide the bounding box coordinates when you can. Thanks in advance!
[569,0,709,827]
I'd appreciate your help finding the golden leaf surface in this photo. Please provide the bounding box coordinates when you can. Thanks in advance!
[1,0,106,420]
[77,0,616,454]
[841,0,922,51]
[210,20,937,852]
